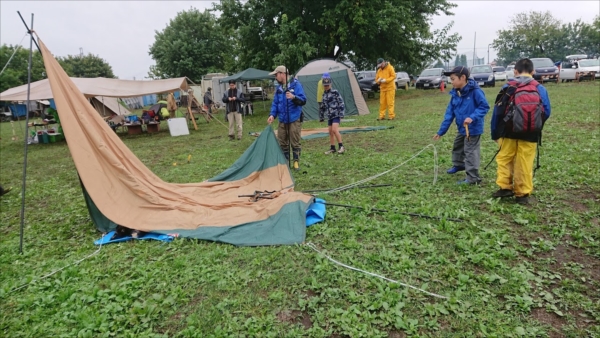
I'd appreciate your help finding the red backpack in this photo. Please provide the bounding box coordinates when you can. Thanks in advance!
[503,80,544,133]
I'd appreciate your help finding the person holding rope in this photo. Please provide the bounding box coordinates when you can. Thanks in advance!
[433,66,489,185]
[267,66,307,170]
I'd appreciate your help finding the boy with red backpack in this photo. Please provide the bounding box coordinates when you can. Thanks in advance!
[490,58,551,205]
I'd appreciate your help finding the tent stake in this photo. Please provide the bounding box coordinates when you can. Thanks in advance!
[319,202,463,222]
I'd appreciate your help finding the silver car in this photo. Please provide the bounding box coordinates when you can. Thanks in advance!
[395,72,411,90]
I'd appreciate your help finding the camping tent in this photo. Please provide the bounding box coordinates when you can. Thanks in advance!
[36,37,313,246]
[219,68,275,83]
[89,96,131,117]
[295,59,369,121]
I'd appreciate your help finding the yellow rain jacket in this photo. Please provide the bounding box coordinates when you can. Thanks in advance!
[375,63,396,92]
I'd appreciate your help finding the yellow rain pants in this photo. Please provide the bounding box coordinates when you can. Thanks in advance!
[378,90,395,119]
[495,138,537,197]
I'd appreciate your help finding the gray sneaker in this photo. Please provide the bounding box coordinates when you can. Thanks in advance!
[324,148,336,154]
[337,146,346,154]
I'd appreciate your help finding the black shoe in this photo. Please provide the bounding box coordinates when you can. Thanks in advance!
[492,189,514,198]
[515,195,530,205]
[229,135,235,141]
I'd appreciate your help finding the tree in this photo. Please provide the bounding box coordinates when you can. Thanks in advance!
[492,12,599,65]
[215,0,461,73]
[58,54,116,78]
[460,54,467,67]
[0,44,46,93]
[148,8,229,82]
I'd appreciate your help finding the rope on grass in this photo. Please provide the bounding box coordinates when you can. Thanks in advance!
[314,144,438,196]
[10,238,104,293]
[305,242,447,299]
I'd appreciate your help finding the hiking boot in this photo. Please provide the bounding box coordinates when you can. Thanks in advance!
[293,160,300,170]
[324,148,336,155]
[492,189,514,198]
[228,135,235,141]
[387,117,395,120]
[337,146,346,154]
[515,195,530,205]
[446,166,465,174]
[0,187,12,197]
[377,118,385,121]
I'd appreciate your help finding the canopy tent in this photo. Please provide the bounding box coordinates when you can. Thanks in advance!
[36,37,312,246]
[295,59,369,121]
[0,77,188,101]
[219,68,275,83]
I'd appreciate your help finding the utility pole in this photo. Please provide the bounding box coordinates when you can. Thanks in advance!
[79,47,83,58]
[488,44,492,65]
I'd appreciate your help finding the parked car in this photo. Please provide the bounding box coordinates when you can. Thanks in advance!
[505,65,515,80]
[246,86,269,100]
[560,58,600,82]
[469,65,495,87]
[355,71,377,92]
[530,58,559,83]
[395,72,410,90]
[492,66,507,81]
[415,68,447,89]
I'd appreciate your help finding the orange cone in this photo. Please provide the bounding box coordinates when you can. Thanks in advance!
[440,80,445,92]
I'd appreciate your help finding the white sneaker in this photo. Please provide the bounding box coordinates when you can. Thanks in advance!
[337,146,346,154]
[324,149,336,154]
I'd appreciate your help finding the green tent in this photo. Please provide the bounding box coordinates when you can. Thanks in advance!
[219,68,275,83]
[295,59,369,121]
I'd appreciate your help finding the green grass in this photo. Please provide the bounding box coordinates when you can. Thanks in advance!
[1,82,599,337]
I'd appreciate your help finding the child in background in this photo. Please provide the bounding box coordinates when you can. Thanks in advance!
[319,75,346,154]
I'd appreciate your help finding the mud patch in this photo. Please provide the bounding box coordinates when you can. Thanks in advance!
[276,309,313,329]
[531,307,564,338]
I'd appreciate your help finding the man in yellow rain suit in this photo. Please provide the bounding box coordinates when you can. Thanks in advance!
[375,58,396,120]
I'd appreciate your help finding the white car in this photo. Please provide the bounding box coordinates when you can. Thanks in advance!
[493,66,507,81]
[560,58,600,82]
[395,72,411,90]
[505,65,515,80]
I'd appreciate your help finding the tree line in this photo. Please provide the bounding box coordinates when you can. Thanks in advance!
[0,45,115,93]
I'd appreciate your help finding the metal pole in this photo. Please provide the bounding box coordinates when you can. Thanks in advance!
[487,44,490,65]
[473,32,476,67]
[18,12,35,254]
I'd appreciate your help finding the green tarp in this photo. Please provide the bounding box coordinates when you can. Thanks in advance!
[84,126,312,246]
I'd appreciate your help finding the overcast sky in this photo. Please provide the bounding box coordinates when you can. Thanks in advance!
[1,1,598,79]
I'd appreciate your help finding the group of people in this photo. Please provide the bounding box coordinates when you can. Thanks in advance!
[266,66,346,170]
[433,58,551,205]
[216,57,550,205]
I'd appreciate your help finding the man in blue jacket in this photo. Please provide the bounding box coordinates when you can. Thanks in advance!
[267,66,307,170]
[433,66,490,185]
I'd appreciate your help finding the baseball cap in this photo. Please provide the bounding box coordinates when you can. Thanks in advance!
[228,79,236,84]
[322,77,332,85]
[377,58,384,68]
[443,66,470,78]
[269,65,288,75]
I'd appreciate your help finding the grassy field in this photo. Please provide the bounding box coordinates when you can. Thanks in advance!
[0,82,598,337]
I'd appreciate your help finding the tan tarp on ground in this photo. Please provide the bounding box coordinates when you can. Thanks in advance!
[0,77,188,101]
[38,38,311,232]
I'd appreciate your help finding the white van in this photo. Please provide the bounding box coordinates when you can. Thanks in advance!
[560,57,600,82]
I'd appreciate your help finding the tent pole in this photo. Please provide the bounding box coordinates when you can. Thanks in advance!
[101,96,106,117]
[18,12,35,254]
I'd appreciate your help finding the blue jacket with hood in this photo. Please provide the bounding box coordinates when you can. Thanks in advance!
[269,78,307,124]
[436,79,490,137]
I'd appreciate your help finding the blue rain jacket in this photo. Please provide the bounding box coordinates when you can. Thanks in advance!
[269,78,306,124]
[437,79,490,136]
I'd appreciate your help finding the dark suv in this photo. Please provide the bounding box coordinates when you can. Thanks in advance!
[470,65,495,87]
[355,71,377,92]
[530,58,559,83]
[415,68,446,89]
